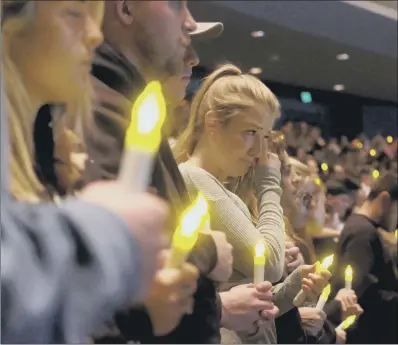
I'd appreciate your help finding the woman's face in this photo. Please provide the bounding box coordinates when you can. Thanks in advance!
[210,104,274,177]
[10,1,104,104]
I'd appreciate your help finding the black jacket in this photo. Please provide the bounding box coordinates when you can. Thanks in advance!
[84,42,221,344]
[330,214,398,344]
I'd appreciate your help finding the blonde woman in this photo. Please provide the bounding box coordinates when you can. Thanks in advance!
[3,0,103,202]
[1,1,172,342]
[174,64,330,343]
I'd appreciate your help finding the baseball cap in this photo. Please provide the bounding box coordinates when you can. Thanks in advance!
[191,22,224,40]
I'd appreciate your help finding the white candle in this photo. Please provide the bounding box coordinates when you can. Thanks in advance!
[336,315,356,332]
[294,254,334,307]
[253,241,266,284]
[118,81,166,192]
[316,284,331,310]
[345,265,353,290]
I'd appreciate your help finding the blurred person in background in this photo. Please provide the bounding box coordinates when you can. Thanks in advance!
[330,172,398,344]
[1,1,169,342]
[81,1,233,343]
[175,64,330,344]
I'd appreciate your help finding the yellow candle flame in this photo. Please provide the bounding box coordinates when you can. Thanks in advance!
[317,254,334,272]
[321,163,328,172]
[387,136,393,144]
[314,177,321,186]
[320,284,331,300]
[372,169,380,179]
[345,265,353,282]
[395,229,398,239]
[172,194,208,252]
[254,241,266,265]
[341,315,356,330]
[369,149,376,157]
[125,81,166,152]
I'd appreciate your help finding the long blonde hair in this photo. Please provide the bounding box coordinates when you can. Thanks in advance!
[174,63,280,164]
[2,0,94,202]
[174,64,280,219]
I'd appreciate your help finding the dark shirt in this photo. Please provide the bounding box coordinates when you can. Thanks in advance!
[330,214,398,344]
[84,42,221,344]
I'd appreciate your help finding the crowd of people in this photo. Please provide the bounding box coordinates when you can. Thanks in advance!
[1,1,397,344]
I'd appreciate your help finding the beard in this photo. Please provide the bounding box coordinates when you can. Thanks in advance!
[132,20,183,82]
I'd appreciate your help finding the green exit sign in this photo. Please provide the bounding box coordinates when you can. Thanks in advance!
[300,91,312,104]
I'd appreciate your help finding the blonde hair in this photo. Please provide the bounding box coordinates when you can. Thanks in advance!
[174,63,280,164]
[2,0,94,202]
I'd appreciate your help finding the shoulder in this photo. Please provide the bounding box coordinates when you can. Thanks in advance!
[178,163,230,201]
[340,214,379,246]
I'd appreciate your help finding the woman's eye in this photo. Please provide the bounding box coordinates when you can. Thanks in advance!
[66,8,84,18]
[247,130,257,136]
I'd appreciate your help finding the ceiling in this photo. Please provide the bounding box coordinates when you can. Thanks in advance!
[190,1,398,102]
[372,1,398,11]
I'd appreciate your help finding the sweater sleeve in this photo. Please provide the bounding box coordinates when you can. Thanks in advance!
[1,196,143,344]
[179,164,285,283]
[271,268,303,316]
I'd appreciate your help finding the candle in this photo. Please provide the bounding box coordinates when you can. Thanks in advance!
[336,315,357,332]
[345,265,353,290]
[253,241,266,284]
[294,254,334,307]
[166,194,208,268]
[119,81,166,192]
[316,284,331,310]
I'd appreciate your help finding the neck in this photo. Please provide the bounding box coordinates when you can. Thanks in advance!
[355,201,380,224]
[188,141,227,182]
[103,34,161,83]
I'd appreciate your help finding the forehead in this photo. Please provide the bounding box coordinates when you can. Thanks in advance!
[229,105,274,132]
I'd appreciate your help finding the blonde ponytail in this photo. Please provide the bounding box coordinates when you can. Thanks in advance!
[173,64,243,163]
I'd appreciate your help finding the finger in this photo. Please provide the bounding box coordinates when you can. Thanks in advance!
[287,259,302,269]
[252,300,275,311]
[286,246,300,256]
[319,270,332,281]
[260,305,279,320]
[255,281,272,293]
[253,290,273,301]
[179,263,200,285]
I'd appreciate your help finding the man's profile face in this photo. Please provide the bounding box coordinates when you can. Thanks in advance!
[132,1,197,81]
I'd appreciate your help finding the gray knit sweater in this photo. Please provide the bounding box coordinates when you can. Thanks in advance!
[179,162,303,344]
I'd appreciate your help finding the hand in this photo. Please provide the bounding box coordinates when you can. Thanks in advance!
[299,263,331,300]
[80,181,169,301]
[299,307,326,337]
[258,151,281,171]
[335,288,364,320]
[207,231,233,282]
[220,281,275,333]
[255,282,280,331]
[285,241,305,273]
[335,329,347,344]
[144,251,199,336]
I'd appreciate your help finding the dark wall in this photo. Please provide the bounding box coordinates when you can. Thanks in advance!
[191,66,398,139]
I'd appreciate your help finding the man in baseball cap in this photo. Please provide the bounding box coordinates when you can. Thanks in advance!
[82,2,230,344]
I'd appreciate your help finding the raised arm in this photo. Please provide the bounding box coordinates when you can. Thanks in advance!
[180,163,285,283]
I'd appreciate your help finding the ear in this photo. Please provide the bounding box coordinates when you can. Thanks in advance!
[204,110,221,134]
[379,191,392,209]
[115,0,135,25]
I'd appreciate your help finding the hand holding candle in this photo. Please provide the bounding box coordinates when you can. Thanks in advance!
[253,241,266,284]
[336,315,357,332]
[119,81,166,192]
[345,265,353,290]
[316,284,331,310]
[166,194,208,268]
[294,254,334,307]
